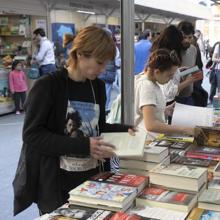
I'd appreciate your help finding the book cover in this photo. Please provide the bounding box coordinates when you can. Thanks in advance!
[187,208,220,220]
[90,172,148,191]
[150,164,207,179]
[208,178,220,191]
[129,205,188,220]
[194,126,220,148]
[186,146,220,161]
[101,131,146,157]
[52,205,114,220]
[179,66,200,77]
[214,163,220,177]
[138,187,195,206]
[152,139,191,150]
[171,154,211,167]
[69,180,136,205]
[199,189,220,204]
[109,212,158,220]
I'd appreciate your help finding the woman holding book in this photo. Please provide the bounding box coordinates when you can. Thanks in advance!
[134,49,194,140]
[13,26,133,215]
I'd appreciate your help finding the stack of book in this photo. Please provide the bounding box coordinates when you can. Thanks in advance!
[149,164,207,193]
[68,180,138,212]
[135,186,197,213]
[39,204,155,220]
[198,189,220,211]
[119,142,170,176]
[90,172,149,195]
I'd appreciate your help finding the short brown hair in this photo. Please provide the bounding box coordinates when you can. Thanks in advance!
[68,26,116,68]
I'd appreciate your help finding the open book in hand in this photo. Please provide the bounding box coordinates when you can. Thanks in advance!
[172,103,213,128]
[101,131,147,158]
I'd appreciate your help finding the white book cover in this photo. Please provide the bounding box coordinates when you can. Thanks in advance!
[129,206,187,220]
[199,189,220,204]
[101,131,146,157]
[150,164,207,179]
[172,103,213,127]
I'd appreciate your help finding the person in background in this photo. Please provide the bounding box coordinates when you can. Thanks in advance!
[134,49,194,140]
[134,29,152,75]
[210,41,220,102]
[9,60,28,115]
[175,21,197,106]
[13,26,133,216]
[151,25,201,123]
[192,31,208,107]
[99,28,120,114]
[32,28,56,76]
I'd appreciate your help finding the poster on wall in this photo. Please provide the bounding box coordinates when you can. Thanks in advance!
[52,23,75,55]
[36,19,47,33]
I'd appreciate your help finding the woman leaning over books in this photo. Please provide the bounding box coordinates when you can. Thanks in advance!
[13,26,133,216]
[134,49,194,140]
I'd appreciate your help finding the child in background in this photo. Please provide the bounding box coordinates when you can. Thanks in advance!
[9,60,28,114]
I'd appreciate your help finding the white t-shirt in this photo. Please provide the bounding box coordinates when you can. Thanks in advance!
[160,69,181,103]
[134,73,166,139]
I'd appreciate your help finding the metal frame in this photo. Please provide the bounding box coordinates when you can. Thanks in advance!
[120,0,134,125]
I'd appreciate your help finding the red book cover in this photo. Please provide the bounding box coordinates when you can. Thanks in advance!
[91,172,148,188]
[139,187,194,206]
[110,212,157,220]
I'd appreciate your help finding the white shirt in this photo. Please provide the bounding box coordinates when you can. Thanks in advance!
[213,44,220,70]
[134,73,166,139]
[160,69,181,103]
[34,37,55,66]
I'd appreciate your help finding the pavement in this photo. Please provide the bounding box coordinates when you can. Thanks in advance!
[0,55,211,220]
[0,113,38,220]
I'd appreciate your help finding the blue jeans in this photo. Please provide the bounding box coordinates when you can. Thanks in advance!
[39,64,56,76]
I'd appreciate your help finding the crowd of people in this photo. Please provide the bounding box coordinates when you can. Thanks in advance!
[12,21,219,216]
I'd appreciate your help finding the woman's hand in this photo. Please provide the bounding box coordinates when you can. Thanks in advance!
[128,127,137,136]
[165,102,175,117]
[90,137,116,161]
[182,127,195,136]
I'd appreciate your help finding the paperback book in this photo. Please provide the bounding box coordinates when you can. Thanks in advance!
[101,131,146,157]
[187,208,220,220]
[151,139,192,150]
[149,164,207,192]
[198,189,220,212]
[68,180,137,211]
[136,186,197,212]
[208,178,220,191]
[90,172,148,194]
[186,146,220,161]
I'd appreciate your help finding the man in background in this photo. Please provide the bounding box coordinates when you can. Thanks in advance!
[175,21,197,105]
[134,29,152,75]
[32,28,56,76]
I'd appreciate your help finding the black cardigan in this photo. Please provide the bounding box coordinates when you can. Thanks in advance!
[13,68,130,214]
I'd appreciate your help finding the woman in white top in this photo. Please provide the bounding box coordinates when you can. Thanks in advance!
[134,49,194,140]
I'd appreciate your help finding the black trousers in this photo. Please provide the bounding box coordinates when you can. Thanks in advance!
[13,92,26,111]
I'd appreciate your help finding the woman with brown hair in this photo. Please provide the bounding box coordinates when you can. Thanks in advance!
[134,49,194,140]
[13,26,133,215]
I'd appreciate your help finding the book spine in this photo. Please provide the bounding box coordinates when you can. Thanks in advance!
[186,153,220,161]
